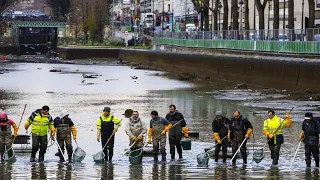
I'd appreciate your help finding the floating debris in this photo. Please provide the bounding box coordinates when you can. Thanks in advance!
[37,68,42,70]
[130,76,138,80]
[82,74,101,78]
[46,91,54,93]
[49,69,61,72]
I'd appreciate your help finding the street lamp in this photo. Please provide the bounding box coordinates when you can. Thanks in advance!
[218,1,222,31]
[301,0,304,41]
[238,0,244,30]
[283,0,286,30]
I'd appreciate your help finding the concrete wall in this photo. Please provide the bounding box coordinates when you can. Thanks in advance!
[56,47,120,60]
[119,49,320,91]
[54,46,320,91]
[0,46,20,55]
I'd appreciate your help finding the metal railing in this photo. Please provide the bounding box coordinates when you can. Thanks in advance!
[155,28,320,42]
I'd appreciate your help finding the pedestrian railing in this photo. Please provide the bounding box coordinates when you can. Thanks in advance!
[154,38,320,54]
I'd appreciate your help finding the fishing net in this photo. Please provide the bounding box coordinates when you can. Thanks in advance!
[129,148,143,165]
[93,150,105,164]
[73,147,86,162]
[252,148,264,163]
[197,152,209,166]
[3,147,15,161]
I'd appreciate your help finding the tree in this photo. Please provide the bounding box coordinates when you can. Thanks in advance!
[46,0,71,20]
[288,0,295,40]
[255,0,268,39]
[244,0,249,39]
[92,0,107,43]
[273,0,279,40]
[214,0,219,31]
[307,0,315,40]
[231,0,238,30]
[222,0,229,38]
[69,0,82,44]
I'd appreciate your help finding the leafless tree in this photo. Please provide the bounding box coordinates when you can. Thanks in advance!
[46,0,71,20]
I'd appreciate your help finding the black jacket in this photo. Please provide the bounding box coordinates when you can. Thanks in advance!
[166,111,186,140]
[212,116,231,138]
[229,115,253,140]
[302,119,320,146]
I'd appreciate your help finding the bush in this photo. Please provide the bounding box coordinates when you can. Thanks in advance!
[107,40,125,47]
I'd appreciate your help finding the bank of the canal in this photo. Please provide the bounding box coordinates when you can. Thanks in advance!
[53,46,320,93]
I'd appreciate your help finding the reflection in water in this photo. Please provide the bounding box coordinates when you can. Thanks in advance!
[100,164,114,179]
[267,167,280,180]
[214,166,228,180]
[129,164,143,179]
[305,168,320,180]
[168,164,182,180]
[152,163,167,180]
[56,164,73,179]
[31,163,46,180]
[0,163,12,180]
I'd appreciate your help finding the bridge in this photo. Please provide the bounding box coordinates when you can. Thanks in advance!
[1,10,66,55]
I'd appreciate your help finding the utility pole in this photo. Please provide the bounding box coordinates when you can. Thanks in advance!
[111,0,115,39]
[283,0,286,30]
[162,0,164,30]
[301,0,304,41]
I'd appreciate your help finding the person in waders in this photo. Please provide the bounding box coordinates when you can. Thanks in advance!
[212,111,230,163]
[96,107,121,162]
[54,110,77,163]
[229,111,253,165]
[25,105,55,162]
[148,111,172,162]
[298,112,320,167]
[0,112,18,162]
[263,110,291,165]
[125,111,147,152]
[165,104,189,160]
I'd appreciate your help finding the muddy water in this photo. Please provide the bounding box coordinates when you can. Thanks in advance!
[0,62,319,179]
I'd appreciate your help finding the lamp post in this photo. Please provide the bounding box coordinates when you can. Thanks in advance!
[218,1,222,31]
[301,0,304,41]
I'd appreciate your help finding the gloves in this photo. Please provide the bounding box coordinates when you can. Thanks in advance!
[148,128,153,138]
[298,131,304,141]
[148,137,151,144]
[227,130,231,141]
[73,135,76,141]
[245,128,252,139]
[285,113,292,127]
[51,134,55,141]
[136,135,143,141]
[182,126,189,138]
[113,127,118,133]
[213,133,221,144]
[14,131,17,137]
[161,124,173,135]
[51,129,56,137]
[13,124,18,138]
[130,135,136,141]
[24,123,29,130]
[268,134,274,139]
[97,130,100,142]
[71,126,77,140]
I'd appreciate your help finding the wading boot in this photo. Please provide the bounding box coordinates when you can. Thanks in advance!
[179,153,183,159]
[38,154,44,163]
[67,149,73,163]
[215,156,219,163]
[272,159,278,166]
[161,156,166,162]
[30,158,35,162]
[171,154,175,160]
[154,156,158,162]
[243,157,247,165]
[223,158,227,163]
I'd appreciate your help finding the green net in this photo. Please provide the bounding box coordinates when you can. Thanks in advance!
[197,152,209,166]
[73,147,86,162]
[129,149,143,165]
[3,147,15,161]
[93,150,105,163]
[253,149,264,163]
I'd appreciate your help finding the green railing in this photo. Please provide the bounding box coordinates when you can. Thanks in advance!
[154,38,320,54]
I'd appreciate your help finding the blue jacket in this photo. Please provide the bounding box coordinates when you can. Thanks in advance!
[302,119,320,146]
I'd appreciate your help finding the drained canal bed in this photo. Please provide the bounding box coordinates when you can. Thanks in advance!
[0,62,319,179]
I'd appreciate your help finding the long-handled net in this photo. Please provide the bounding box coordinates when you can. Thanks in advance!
[3,104,27,162]
[73,140,86,162]
[197,152,209,166]
[3,147,15,161]
[252,107,294,164]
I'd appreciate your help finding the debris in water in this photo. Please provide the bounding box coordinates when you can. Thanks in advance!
[46,91,54,93]
[81,80,85,83]
[235,83,248,89]
[130,76,138,80]
[49,69,61,72]
[82,74,101,78]
[37,68,42,70]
